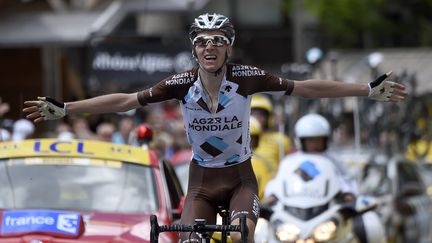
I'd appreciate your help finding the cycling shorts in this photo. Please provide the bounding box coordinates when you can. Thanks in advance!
[179,158,259,241]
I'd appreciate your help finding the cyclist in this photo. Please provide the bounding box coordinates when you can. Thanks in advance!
[23,13,406,243]
[251,94,293,170]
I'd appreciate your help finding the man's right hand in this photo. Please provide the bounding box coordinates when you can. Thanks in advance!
[23,97,66,122]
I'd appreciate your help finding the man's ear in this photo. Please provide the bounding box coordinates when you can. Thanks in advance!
[227,46,233,58]
[192,48,198,60]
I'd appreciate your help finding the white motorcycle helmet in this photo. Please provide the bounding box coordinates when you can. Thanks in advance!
[294,113,331,151]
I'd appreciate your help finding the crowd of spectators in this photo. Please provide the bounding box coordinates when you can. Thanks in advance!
[0,97,191,161]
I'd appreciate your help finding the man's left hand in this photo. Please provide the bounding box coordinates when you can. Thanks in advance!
[368,71,407,102]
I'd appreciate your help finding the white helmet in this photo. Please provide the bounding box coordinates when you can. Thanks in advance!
[189,13,235,46]
[294,113,330,138]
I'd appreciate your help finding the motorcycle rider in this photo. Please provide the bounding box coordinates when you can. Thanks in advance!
[263,113,386,243]
[263,113,357,204]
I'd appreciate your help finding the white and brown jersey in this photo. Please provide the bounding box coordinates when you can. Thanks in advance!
[138,63,294,168]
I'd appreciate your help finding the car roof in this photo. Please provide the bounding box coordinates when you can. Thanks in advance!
[0,139,153,166]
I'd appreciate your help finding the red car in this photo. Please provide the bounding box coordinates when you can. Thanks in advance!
[0,139,184,242]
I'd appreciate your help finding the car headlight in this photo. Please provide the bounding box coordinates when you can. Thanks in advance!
[312,220,337,242]
[275,223,300,242]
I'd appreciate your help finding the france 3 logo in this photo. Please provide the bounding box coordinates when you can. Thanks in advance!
[1,210,82,237]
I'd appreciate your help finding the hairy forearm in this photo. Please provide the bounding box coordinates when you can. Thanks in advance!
[292,80,369,98]
[66,93,141,115]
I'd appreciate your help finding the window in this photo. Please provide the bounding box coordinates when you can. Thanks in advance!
[0,158,158,214]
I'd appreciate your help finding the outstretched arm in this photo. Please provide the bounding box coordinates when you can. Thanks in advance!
[292,80,369,98]
[291,71,407,102]
[65,93,141,114]
[23,92,141,122]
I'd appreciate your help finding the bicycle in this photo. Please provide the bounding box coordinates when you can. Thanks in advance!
[150,206,248,243]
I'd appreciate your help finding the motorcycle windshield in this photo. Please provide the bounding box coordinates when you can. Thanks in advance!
[283,203,329,221]
[279,177,336,208]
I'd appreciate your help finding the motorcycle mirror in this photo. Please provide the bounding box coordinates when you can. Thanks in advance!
[354,195,378,213]
[340,195,379,218]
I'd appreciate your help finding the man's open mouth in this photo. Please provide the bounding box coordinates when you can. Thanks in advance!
[204,55,217,60]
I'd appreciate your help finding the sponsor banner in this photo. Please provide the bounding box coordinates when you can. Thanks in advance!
[188,116,243,132]
[0,210,84,238]
[0,139,150,165]
[88,42,195,88]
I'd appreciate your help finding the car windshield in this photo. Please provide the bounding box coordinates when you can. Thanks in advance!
[0,157,158,214]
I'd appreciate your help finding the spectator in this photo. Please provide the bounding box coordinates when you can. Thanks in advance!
[96,122,116,142]
[112,116,136,145]
[56,122,75,141]
[249,116,276,200]
[0,97,11,141]
[251,94,293,169]
[12,119,35,141]
[0,97,9,118]
[0,129,10,141]
[71,117,95,140]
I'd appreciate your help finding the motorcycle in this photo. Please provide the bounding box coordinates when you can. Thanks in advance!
[255,153,386,243]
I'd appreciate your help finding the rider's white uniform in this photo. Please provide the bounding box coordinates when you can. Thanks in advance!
[265,151,358,198]
[138,63,294,168]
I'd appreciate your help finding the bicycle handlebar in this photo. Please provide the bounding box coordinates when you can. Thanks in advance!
[150,215,248,243]
[159,223,241,232]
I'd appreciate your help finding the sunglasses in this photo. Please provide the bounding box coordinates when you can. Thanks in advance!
[192,35,231,47]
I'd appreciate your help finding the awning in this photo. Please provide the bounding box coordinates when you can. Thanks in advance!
[0,12,102,47]
[0,0,209,47]
[316,48,432,95]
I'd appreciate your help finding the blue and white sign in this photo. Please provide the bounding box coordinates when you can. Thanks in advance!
[295,160,320,182]
[1,210,81,237]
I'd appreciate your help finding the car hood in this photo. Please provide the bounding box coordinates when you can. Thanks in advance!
[83,211,152,241]
[0,209,167,242]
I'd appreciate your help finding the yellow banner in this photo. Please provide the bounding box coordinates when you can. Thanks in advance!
[0,139,151,165]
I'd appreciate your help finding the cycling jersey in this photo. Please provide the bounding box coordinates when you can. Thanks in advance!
[138,63,294,168]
